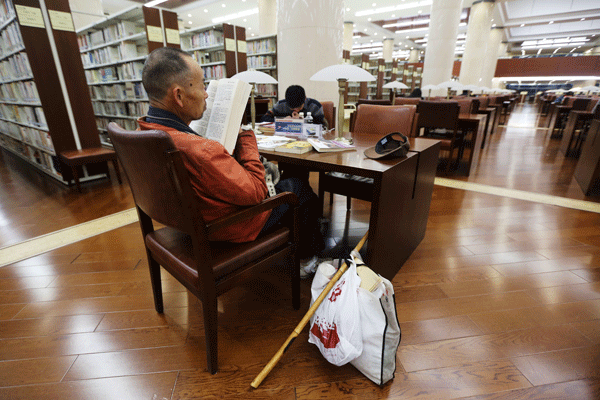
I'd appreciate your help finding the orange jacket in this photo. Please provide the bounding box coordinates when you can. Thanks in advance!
[137,117,270,242]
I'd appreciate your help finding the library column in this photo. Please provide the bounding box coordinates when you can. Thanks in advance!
[258,0,276,36]
[480,27,504,88]
[421,0,462,96]
[277,0,343,102]
[383,38,394,62]
[459,0,496,86]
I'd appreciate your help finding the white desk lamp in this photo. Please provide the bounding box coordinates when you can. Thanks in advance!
[231,70,278,130]
[382,81,409,104]
[437,80,464,100]
[310,64,375,139]
[421,84,437,99]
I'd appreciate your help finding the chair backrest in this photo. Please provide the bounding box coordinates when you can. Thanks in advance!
[320,100,335,129]
[416,100,460,130]
[107,122,206,238]
[455,98,474,115]
[357,98,392,106]
[571,98,591,111]
[394,97,420,106]
[477,96,489,109]
[587,98,599,112]
[353,104,416,137]
[470,98,480,113]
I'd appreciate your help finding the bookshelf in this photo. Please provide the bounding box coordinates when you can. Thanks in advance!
[0,0,104,183]
[77,6,148,147]
[180,22,246,82]
[76,6,179,147]
[246,34,277,102]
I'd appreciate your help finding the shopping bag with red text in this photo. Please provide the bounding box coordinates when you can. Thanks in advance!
[308,260,362,366]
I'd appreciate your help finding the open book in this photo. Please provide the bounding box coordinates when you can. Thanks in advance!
[189,78,251,154]
[307,137,356,153]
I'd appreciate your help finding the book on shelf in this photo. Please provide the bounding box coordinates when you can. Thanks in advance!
[306,137,356,153]
[189,78,251,154]
[274,140,312,154]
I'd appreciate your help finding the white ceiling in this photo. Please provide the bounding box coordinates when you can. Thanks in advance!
[94,0,600,57]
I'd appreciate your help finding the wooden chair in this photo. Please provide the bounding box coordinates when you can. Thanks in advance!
[320,100,335,130]
[416,100,462,174]
[319,104,417,211]
[348,98,392,131]
[394,97,420,106]
[107,122,301,374]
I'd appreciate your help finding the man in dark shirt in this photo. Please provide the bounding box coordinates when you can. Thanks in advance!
[261,85,327,127]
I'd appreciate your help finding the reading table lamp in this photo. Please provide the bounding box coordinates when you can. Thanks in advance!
[231,70,278,130]
[438,80,464,100]
[421,84,437,99]
[310,64,375,139]
[382,81,409,104]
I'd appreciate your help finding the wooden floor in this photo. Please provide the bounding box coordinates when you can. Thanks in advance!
[0,103,599,399]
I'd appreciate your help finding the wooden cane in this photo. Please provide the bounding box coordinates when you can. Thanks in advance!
[250,232,369,388]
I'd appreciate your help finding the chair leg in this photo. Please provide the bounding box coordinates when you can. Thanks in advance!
[291,254,300,310]
[346,196,351,210]
[111,159,122,183]
[147,253,163,313]
[203,294,219,374]
[70,166,81,192]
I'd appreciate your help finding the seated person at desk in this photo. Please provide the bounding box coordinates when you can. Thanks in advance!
[261,85,327,127]
[137,47,324,277]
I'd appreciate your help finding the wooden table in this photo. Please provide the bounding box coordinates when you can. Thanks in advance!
[260,135,441,280]
[477,107,496,149]
[574,119,600,196]
[559,110,594,157]
[458,113,486,176]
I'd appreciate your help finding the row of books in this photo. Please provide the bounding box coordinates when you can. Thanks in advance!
[0,52,32,81]
[92,100,148,117]
[90,82,147,101]
[85,61,144,83]
[255,84,277,97]
[202,65,225,80]
[81,42,145,67]
[248,55,275,69]
[0,104,46,127]
[0,81,40,103]
[0,0,15,22]
[0,22,23,56]
[247,38,276,55]
[0,121,54,152]
[78,20,143,50]
[192,50,225,64]
[96,116,138,131]
[184,29,224,49]
[0,134,60,176]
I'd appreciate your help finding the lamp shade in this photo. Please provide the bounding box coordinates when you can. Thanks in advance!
[462,84,480,92]
[421,84,437,91]
[310,64,375,82]
[382,81,409,89]
[231,70,278,84]
[437,80,464,90]
[582,85,600,92]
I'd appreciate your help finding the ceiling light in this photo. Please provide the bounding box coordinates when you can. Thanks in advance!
[581,18,585,21]
[368,18,372,21]
[346,8,350,11]
[396,27,428,34]
[204,9,208,12]
[188,13,192,17]
[492,24,496,27]
[188,21,192,24]
[144,0,167,7]
[355,1,433,17]
[549,21,553,24]
[212,8,258,23]
[520,24,524,27]
[222,3,226,7]
[383,18,430,28]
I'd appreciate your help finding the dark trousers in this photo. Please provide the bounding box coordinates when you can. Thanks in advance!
[260,177,324,259]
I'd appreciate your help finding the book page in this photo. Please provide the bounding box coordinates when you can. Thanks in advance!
[189,80,219,137]
[206,78,251,154]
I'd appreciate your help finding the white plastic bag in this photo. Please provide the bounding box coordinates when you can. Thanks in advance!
[349,252,401,386]
[308,260,363,366]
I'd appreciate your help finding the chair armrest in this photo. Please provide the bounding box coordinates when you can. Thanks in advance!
[206,192,299,235]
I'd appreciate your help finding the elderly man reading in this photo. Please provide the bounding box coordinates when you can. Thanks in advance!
[137,47,323,277]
